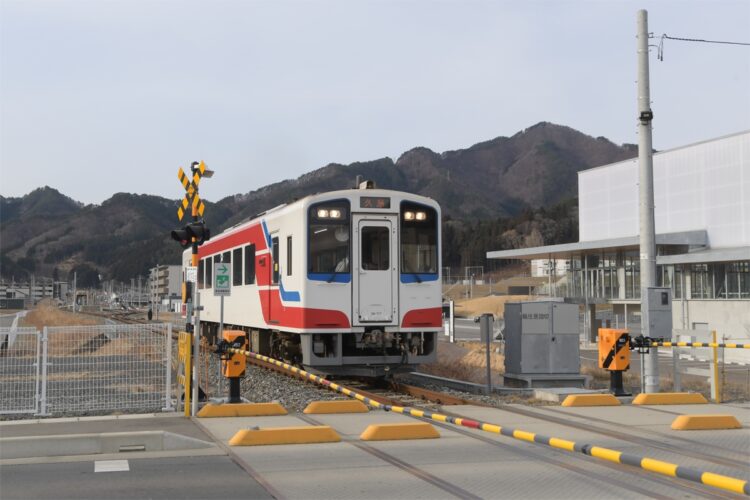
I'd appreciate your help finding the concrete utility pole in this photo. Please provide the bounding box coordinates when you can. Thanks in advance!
[637,9,659,393]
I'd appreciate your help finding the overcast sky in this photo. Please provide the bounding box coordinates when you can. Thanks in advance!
[1,0,748,205]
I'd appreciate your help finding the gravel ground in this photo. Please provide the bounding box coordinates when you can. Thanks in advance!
[203,354,348,413]
[398,374,556,407]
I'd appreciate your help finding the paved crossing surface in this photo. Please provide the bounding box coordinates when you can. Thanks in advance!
[1,403,748,499]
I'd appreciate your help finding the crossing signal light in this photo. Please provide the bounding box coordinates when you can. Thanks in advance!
[187,222,210,245]
[171,222,211,248]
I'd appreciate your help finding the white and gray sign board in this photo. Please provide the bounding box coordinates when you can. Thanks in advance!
[214,262,231,296]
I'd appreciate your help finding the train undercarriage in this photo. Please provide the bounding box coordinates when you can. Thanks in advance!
[199,322,437,378]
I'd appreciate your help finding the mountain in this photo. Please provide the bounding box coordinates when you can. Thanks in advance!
[217,122,636,225]
[0,122,636,285]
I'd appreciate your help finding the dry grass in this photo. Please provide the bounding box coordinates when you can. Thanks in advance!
[419,353,480,381]
[453,295,531,319]
[21,300,104,329]
[458,341,506,374]
[421,341,505,383]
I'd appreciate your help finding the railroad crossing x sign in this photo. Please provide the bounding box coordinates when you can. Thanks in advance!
[177,160,207,220]
[214,262,231,296]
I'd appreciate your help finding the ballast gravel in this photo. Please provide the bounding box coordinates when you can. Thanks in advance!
[205,355,347,413]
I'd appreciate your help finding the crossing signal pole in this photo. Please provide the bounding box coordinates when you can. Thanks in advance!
[636,10,659,393]
[172,160,213,416]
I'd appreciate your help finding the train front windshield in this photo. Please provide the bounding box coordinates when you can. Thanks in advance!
[308,200,351,278]
[400,202,438,277]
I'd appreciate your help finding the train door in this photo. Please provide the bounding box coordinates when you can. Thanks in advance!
[353,215,398,325]
[268,235,280,324]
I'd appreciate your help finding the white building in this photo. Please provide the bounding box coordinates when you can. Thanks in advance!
[488,131,750,363]
[148,265,182,310]
[530,259,569,278]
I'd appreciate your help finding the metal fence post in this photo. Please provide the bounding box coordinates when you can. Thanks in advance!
[672,344,682,392]
[164,323,173,411]
[480,314,493,395]
[449,301,455,344]
[34,329,42,414]
[40,326,49,416]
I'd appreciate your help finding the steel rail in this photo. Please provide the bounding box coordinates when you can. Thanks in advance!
[227,346,750,497]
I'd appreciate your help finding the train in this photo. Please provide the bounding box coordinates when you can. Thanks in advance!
[182,182,441,377]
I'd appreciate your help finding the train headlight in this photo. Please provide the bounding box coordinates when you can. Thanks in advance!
[317,209,330,218]
[329,209,342,219]
[415,211,427,221]
[404,211,415,221]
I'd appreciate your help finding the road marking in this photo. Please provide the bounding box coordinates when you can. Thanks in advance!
[94,460,129,472]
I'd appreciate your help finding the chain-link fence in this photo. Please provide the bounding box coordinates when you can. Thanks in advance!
[0,323,174,417]
[0,328,41,414]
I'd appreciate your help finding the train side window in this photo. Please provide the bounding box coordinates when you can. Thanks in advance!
[198,259,204,289]
[222,251,230,265]
[244,244,256,284]
[233,248,242,286]
[206,256,213,288]
[272,237,280,284]
[287,236,292,276]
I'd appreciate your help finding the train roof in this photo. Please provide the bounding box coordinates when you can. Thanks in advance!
[217,187,439,236]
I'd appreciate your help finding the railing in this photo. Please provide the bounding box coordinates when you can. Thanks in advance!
[0,323,174,417]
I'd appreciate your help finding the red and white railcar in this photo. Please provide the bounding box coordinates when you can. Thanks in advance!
[183,184,441,376]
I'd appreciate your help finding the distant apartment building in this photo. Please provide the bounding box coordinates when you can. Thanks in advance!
[148,265,181,309]
[0,280,69,308]
[488,131,750,363]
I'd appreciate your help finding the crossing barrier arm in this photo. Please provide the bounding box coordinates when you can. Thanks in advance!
[227,347,749,496]
[630,334,749,349]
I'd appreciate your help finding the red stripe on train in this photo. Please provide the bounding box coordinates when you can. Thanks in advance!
[198,223,266,257]
[401,307,442,328]
[258,290,350,329]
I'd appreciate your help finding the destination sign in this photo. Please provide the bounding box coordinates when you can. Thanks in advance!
[360,196,391,209]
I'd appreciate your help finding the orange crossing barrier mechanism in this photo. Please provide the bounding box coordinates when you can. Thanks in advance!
[227,347,749,497]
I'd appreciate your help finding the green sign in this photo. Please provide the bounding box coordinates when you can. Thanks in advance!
[214,262,231,296]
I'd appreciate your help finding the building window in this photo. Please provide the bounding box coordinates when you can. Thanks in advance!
[691,264,712,299]
[624,251,640,299]
[739,262,750,299]
[244,244,255,285]
[659,264,683,299]
[233,248,242,286]
[722,261,749,299]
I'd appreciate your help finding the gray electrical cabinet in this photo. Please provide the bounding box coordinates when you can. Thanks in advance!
[643,287,673,340]
[504,301,580,375]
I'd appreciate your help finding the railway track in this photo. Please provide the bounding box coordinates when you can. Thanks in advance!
[229,346,749,497]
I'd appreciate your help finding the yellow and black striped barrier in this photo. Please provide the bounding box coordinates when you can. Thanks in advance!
[649,341,748,349]
[227,347,749,496]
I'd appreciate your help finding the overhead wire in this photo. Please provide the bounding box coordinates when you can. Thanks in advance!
[656,33,750,61]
